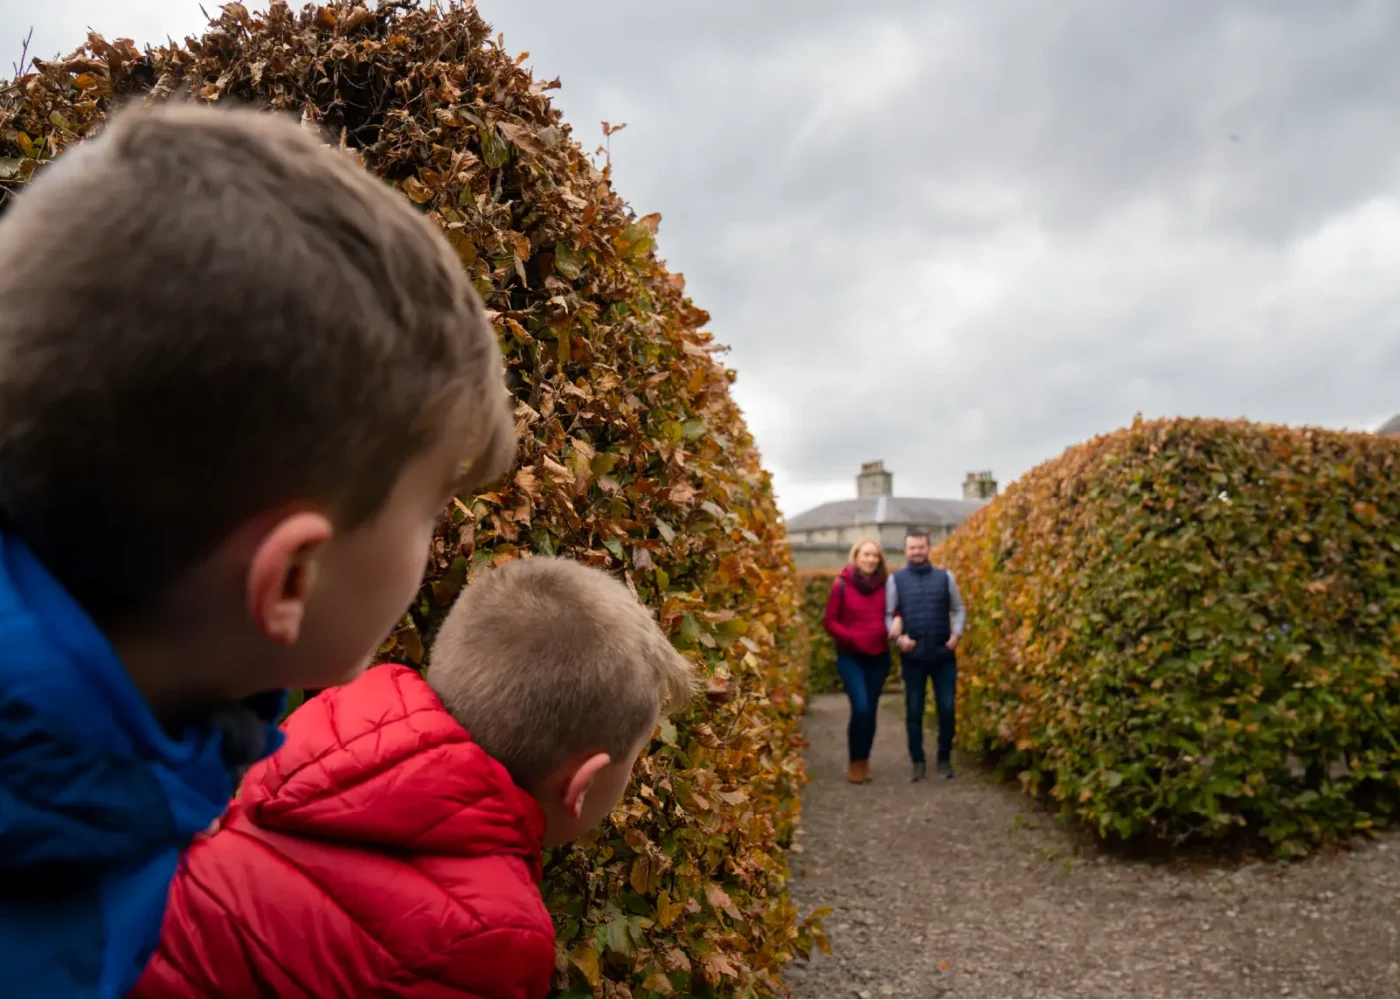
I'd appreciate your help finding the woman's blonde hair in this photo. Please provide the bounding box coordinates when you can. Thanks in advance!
[847,538,888,575]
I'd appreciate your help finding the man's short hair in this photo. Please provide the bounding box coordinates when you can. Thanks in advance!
[426,558,698,787]
[0,104,514,620]
[905,528,931,541]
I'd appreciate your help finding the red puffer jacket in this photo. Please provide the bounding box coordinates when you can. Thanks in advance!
[823,565,890,656]
[132,665,555,999]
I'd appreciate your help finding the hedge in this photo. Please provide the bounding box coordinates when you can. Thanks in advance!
[0,3,821,994]
[798,570,901,697]
[799,572,843,695]
[935,416,1400,856]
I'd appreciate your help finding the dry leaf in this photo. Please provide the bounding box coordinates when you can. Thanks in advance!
[0,5,817,994]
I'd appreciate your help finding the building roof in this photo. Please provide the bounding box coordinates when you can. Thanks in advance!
[786,495,986,532]
[1378,414,1400,436]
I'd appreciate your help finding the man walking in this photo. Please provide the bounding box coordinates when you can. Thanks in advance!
[886,528,966,781]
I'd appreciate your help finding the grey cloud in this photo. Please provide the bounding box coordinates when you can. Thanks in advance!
[474,0,1400,506]
[5,0,1396,509]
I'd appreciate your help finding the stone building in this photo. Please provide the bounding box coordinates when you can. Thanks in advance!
[785,460,995,571]
[1379,415,1400,437]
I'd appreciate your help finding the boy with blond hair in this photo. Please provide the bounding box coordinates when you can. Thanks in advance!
[135,557,697,999]
[0,104,515,996]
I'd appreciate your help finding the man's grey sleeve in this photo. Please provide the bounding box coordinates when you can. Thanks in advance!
[885,574,899,632]
[948,570,966,636]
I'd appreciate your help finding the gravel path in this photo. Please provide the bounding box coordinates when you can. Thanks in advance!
[783,693,1400,999]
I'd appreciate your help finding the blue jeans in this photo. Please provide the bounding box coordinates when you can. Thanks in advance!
[902,650,957,764]
[836,650,891,762]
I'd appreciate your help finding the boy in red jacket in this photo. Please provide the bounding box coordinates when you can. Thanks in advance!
[133,558,696,999]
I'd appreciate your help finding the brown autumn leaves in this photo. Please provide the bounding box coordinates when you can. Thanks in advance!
[0,2,820,995]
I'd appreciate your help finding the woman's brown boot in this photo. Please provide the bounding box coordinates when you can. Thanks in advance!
[848,760,870,783]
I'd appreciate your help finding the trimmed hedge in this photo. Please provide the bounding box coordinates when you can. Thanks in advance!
[936,416,1400,856]
[799,572,843,695]
[1,3,820,994]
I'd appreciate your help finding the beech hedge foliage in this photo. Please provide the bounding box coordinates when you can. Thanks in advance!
[0,3,820,993]
[799,572,843,696]
[935,416,1400,856]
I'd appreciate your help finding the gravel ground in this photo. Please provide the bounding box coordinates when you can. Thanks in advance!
[782,693,1400,999]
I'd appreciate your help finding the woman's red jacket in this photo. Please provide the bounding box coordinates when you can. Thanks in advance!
[823,565,890,657]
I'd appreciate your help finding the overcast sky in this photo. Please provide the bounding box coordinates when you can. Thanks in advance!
[7,2,1398,517]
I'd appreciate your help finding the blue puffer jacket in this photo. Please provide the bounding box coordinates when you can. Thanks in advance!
[0,532,285,997]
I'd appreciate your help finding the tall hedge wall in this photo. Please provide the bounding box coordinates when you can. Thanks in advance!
[0,3,818,994]
[799,572,843,696]
[935,416,1400,856]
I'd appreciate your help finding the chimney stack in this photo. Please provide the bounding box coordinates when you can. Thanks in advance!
[963,470,997,501]
[856,460,894,498]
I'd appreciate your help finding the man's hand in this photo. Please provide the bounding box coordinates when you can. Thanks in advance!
[888,615,904,640]
[946,635,960,651]
[897,635,916,653]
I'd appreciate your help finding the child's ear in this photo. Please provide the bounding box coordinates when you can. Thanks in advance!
[246,511,334,645]
[562,752,612,820]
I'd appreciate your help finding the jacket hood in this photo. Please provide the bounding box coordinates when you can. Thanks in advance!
[0,531,282,875]
[0,531,284,996]
[241,664,545,868]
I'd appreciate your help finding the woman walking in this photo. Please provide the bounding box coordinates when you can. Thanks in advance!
[823,539,893,783]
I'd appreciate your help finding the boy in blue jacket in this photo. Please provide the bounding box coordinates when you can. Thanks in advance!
[0,104,516,997]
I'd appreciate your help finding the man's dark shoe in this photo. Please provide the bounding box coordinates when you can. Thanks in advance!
[911,760,926,782]
[938,759,956,780]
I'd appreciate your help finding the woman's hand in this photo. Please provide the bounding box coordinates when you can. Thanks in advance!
[888,615,904,640]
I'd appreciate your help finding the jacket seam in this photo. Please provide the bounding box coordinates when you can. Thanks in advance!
[256,706,464,808]
[176,853,318,997]
[269,671,453,791]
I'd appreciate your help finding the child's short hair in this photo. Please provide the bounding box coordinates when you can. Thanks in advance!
[0,103,514,620]
[427,558,698,786]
